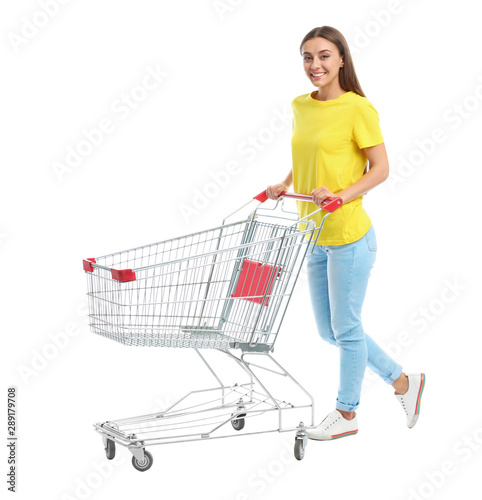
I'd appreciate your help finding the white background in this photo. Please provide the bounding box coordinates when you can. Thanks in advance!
[1,1,481,499]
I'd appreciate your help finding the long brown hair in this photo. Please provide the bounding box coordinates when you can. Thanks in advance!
[300,26,365,97]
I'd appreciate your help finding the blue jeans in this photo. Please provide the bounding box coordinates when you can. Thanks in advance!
[306,225,403,412]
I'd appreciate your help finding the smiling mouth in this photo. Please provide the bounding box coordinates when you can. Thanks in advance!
[311,72,326,79]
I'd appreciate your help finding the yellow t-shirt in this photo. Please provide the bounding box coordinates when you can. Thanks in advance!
[291,90,384,245]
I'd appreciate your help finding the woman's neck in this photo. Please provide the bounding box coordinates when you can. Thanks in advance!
[313,85,347,102]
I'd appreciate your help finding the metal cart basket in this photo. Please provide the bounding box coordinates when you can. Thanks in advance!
[83,191,342,470]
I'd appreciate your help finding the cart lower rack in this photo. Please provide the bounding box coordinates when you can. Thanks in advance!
[84,191,342,470]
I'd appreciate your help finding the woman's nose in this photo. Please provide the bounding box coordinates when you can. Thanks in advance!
[311,58,322,70]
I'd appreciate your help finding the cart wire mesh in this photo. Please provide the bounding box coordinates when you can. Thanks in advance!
[84,214,316,350]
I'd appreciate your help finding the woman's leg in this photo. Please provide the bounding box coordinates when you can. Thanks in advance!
[326,226,403,412]
[306,226,422,437]
[325,235,370,413]
[365,334,403,385]
[307,226,403,407]
[306,244,336,346]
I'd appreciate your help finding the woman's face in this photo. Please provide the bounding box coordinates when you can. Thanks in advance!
[302,37,344,91]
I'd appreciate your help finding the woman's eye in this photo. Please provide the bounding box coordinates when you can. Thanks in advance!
[304,55,328,61]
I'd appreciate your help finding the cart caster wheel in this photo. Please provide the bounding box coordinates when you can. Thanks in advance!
[132,450,153,472]
[231,413,246,431]
[105,439,115,460]
[294,439,305,461]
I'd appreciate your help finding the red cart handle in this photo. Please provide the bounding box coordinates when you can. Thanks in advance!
[254,190,343,213]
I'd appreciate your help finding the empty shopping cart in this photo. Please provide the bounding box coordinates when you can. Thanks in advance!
[83,191,342,470]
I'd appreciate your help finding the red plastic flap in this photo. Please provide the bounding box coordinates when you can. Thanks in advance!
[253,190,269,203]
[83,258,96,273]
[232,260,281,306]
[110,268,136,282]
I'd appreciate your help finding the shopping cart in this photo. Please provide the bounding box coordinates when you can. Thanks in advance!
[83,191,342,470]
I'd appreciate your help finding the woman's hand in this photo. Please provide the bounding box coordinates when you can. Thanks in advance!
[311,186,336,206]
[266,183,289,200]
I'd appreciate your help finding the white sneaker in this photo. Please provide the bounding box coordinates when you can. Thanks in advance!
[308,410,358,441]
[395,373,426,429]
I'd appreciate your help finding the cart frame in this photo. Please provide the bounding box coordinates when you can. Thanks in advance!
[84,191,342,469]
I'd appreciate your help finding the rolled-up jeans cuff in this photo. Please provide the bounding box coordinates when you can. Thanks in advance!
[336,400,359,412]
[384,365,403,385]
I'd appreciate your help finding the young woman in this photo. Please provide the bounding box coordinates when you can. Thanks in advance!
[266,26,425,440]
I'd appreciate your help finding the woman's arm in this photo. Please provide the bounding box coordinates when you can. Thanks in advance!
[311,143,389,206]
[266,170,293,200]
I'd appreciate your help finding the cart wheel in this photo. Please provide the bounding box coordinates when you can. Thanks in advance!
[294,439,305,461]
[132,450,153,472]
[105,439,115,460]
[231,413,246,431]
